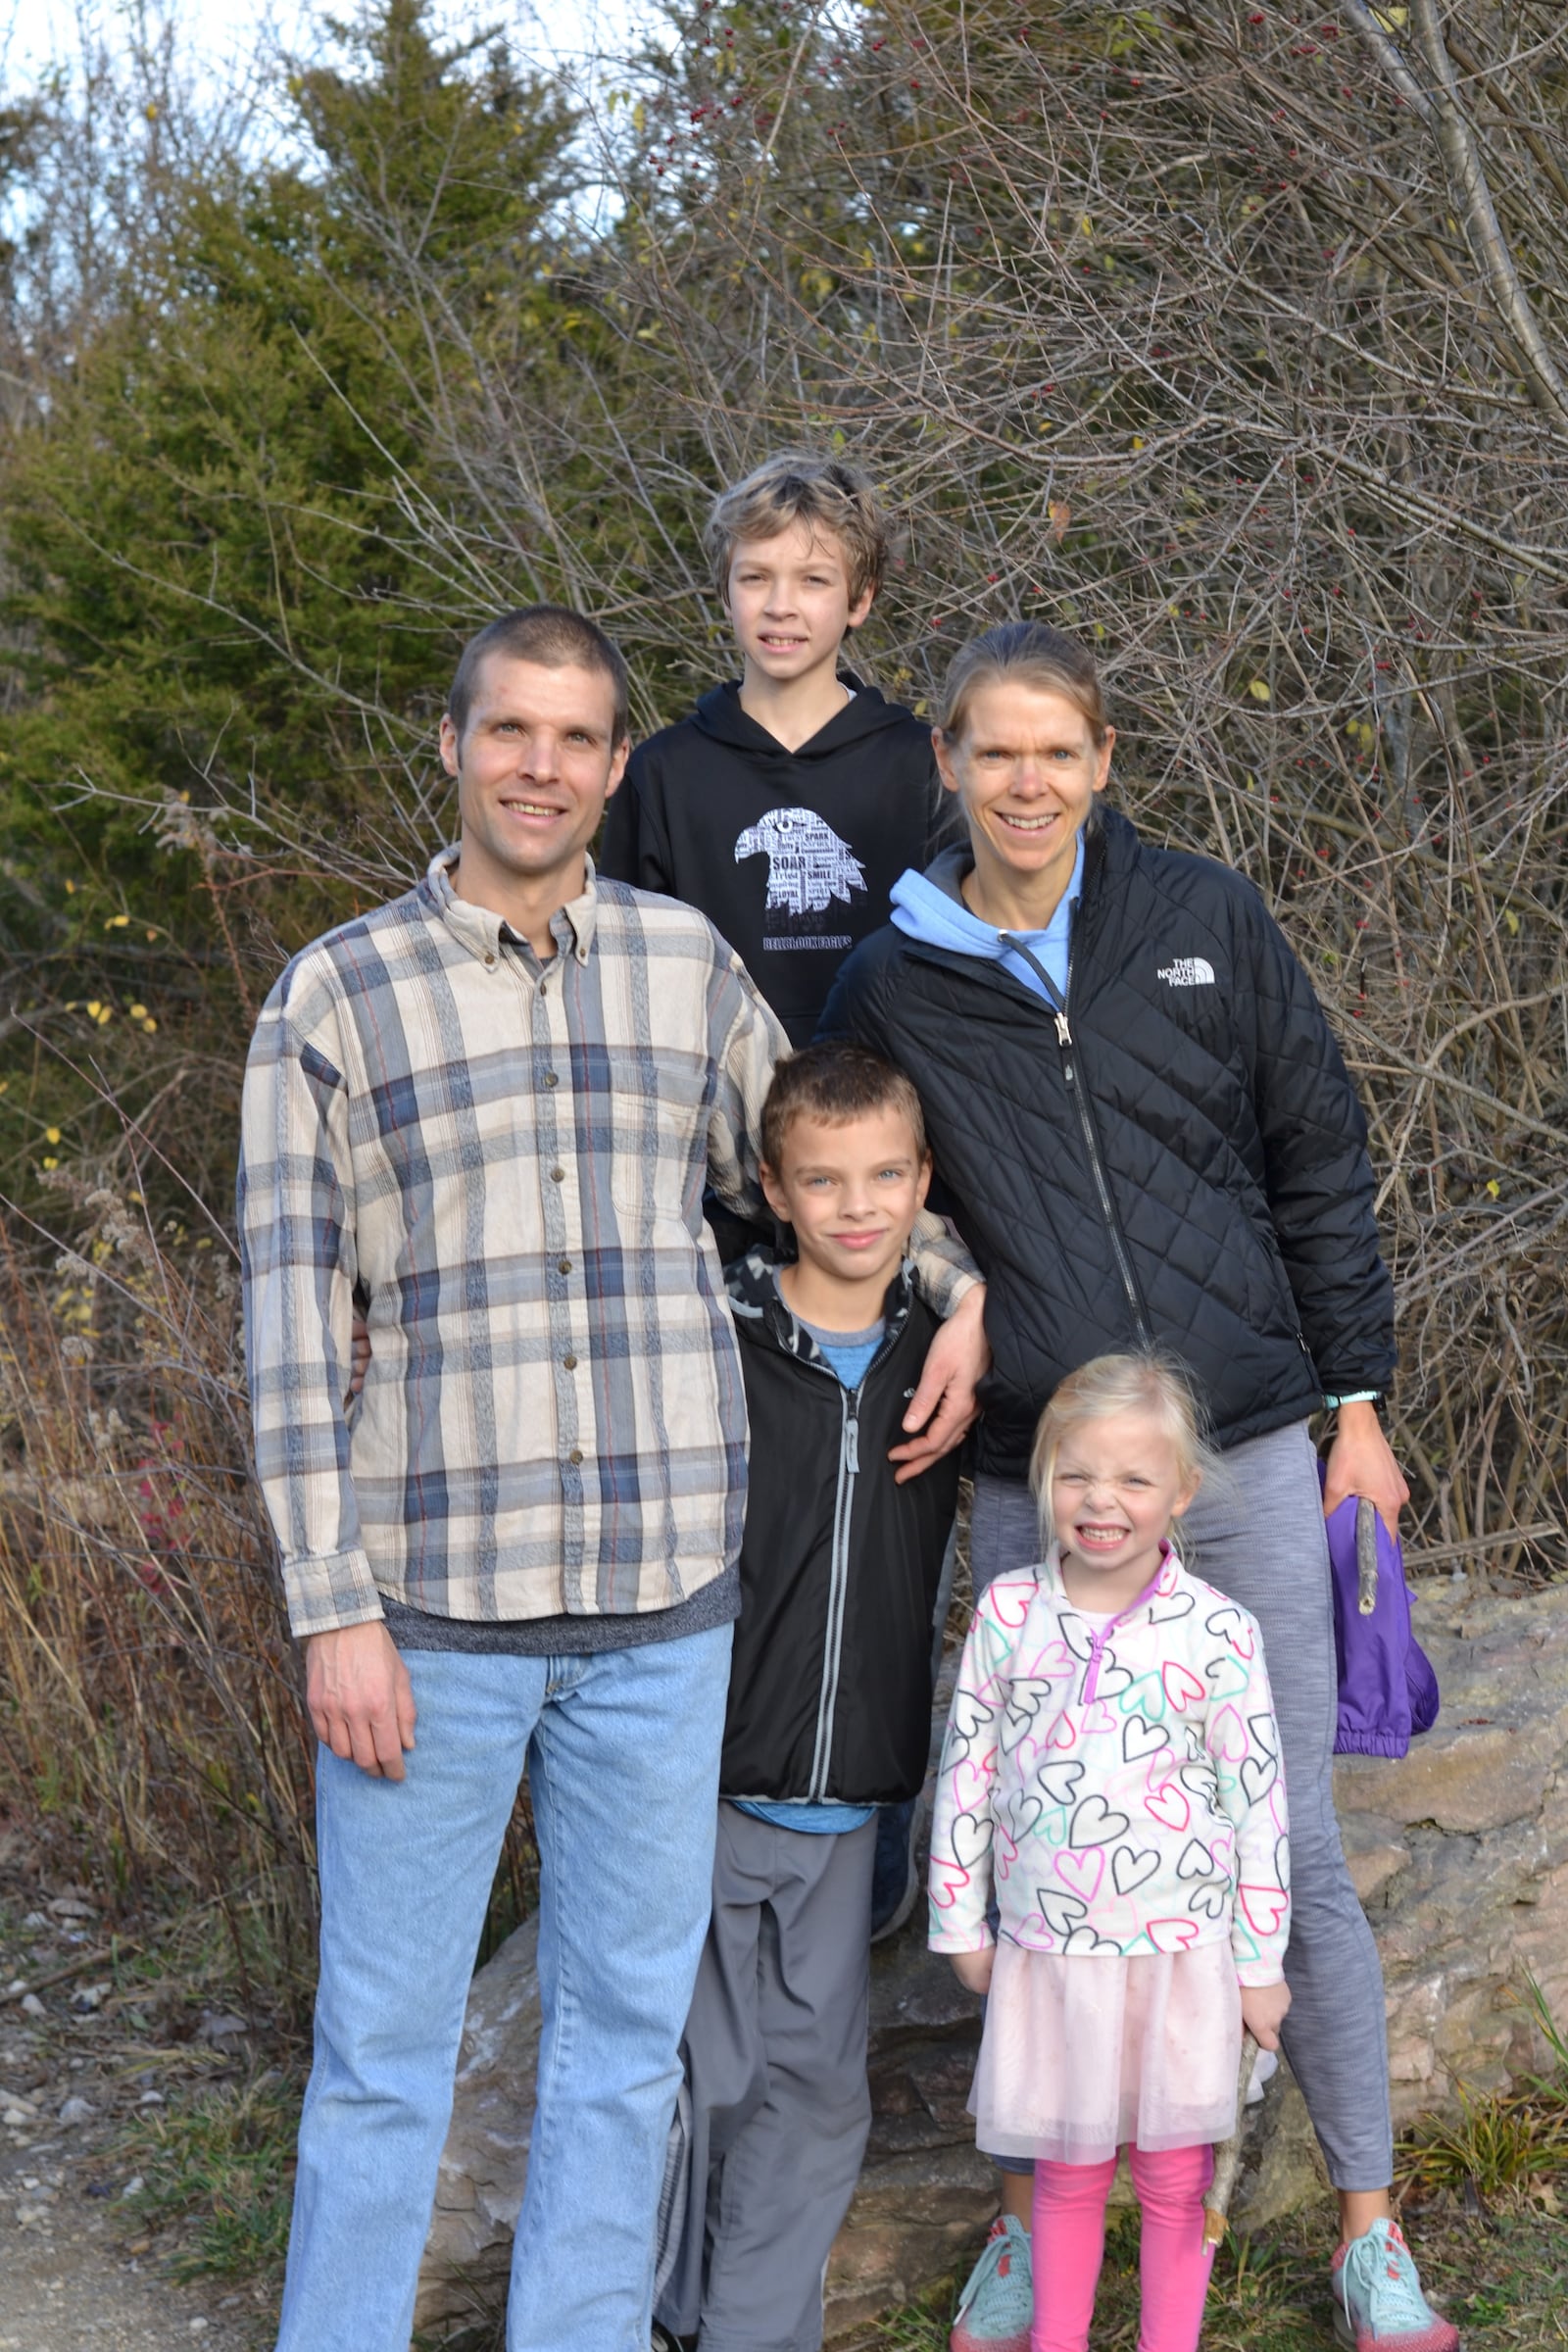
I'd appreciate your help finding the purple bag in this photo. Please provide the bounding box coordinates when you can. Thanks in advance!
[1320,1475,1440,1758]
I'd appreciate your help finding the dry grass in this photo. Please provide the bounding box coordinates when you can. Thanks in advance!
[0,1189,317,1993]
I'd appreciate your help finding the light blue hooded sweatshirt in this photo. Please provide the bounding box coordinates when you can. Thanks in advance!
[888,834,1085,1004]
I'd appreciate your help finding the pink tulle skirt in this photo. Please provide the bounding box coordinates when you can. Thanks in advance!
[971,1939,1243,2165]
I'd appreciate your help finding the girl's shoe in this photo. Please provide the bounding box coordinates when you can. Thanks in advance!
[1332,2219,1460,2350]
[951,2213,1032,2352]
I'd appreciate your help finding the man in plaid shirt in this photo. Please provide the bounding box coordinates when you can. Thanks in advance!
[238,606,986,2351]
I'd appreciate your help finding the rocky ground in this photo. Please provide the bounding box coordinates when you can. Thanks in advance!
[0,1832,281,2352]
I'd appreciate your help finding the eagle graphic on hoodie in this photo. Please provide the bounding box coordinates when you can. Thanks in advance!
[733,806,867,918]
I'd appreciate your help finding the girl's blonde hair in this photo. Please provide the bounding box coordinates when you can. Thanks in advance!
[1028,1351,1225,1546]
[937,618,1110,749]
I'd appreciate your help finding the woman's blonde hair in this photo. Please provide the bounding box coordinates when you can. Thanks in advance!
[1028,1351,1224,1546]
[938,619,1110,748]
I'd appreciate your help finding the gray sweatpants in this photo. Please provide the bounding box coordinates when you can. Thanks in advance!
[969,1420,1394,2190]
[657,1803,877,2352]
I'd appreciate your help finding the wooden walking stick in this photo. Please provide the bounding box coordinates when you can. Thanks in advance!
[1202,2031,1261,2247]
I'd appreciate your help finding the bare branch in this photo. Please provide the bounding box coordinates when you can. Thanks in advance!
[1406,0,1568,425]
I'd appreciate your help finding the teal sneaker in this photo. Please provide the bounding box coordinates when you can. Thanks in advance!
[1332,2219,1460,2351]
[951,2213,1032,2352]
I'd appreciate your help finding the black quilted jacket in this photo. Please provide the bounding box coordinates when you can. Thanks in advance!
[719,1260,958,1806]
[721,1254,960,1804]
[818,810,1396,1477]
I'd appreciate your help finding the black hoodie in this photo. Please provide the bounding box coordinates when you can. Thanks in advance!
[599,677,961,1045]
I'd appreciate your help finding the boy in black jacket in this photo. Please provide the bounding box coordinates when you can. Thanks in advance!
[598,451,961,1049]
[655,1046,961,2352]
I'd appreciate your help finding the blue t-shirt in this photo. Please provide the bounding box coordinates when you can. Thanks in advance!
[731,1798,876,1835]
[798,1311,884,1394]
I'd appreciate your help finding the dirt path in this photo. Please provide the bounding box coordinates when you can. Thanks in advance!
[0,1841,275,2352]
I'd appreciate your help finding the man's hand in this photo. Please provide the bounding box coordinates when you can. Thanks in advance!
[890,1284,990,1485]
[306,1621,416,1781]
[348,1308,370,1399]
[1240,1977,1292,2053]
[949,1945,996,1996]
[1322,1399,1409,1539]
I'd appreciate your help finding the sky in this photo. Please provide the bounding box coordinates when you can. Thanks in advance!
[4,0,646,101]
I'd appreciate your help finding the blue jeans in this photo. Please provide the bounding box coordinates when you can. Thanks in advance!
[275,1625,733,2352]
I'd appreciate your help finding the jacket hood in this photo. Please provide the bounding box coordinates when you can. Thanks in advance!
[889,832,1088,990]
[726,1246,914,1358]
[693,675,919,760]
[889,848,1011,963]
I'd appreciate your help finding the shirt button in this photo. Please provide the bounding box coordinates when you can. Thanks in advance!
[563,1353,577,1371]
[544,1071,559,1088]
[550,1167,564,1183]
[483,953,496,968]
[568,1446,583,1466]
[558,1256,571,1275]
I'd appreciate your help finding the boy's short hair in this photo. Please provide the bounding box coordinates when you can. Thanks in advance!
[707,453,888,607]
[760,1042,927,1173]
[448,605,631,747]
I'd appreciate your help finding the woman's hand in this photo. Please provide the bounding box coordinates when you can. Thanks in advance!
[949,1944,996,1995]
[891,1283,990,1484]
[1322,1399,1409,1538]
[348,1308,371,1399]
[1240,1977,1292,2052]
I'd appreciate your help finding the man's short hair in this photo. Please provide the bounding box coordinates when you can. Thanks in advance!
[760,1042,927,1172]
[447,606,631,747]
[707,453,888,608]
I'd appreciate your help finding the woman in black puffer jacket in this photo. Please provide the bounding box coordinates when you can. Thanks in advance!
[820,623,1453,2352]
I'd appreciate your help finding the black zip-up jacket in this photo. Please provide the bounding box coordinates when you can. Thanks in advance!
[818,811,1396,1477]
[599,677,962,1046]
[721,1254,961,1804]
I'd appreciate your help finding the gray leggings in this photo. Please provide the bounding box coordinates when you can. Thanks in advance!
[969,1420,1394,2190]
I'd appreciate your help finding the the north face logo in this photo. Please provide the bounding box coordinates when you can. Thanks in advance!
[734,807,867,916]
[1157,956,1216,988]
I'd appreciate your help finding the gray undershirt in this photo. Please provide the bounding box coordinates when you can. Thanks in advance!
[379,1564,740,1657]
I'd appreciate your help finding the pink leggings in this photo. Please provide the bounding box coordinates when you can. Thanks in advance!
[1031,2141,1215,2352]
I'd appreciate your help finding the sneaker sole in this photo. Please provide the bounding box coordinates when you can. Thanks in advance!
[950,2329,1030,2352]
[1331,2306,1461,2352]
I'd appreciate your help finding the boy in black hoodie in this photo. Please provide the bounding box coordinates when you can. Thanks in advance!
[654,1045,961,2352]
[599,451,960,1049]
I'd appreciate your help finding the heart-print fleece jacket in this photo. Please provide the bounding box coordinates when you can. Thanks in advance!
[928,1544,1290,1984]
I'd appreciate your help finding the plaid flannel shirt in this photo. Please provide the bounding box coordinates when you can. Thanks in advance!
[239,851,978,1638]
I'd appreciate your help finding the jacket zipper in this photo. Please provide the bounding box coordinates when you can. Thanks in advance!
[999,932,1153,1350]
[802,1310,904,1801]
[808,1388,857,1800]
[1079,1575,1154,1701]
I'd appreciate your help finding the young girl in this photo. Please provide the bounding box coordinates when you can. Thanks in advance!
[929,1354,1292,2352]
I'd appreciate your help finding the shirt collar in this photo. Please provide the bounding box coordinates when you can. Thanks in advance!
[424,845,602,965]
[1031,831,1086,940]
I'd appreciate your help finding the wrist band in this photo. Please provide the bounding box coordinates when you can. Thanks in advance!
[1323,1390,1383,1411]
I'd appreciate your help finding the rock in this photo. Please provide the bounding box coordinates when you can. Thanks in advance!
[416,1584,1568,2341]
[413,1920,543,2336]
[56,2096,94,2126]
[20,1994,45,2021]
[1337,1584,1568,2118]
[197,2013,249,2044]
